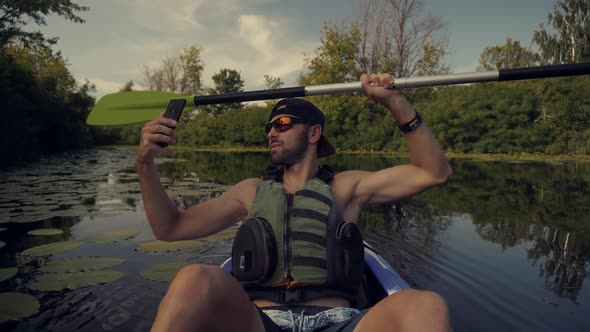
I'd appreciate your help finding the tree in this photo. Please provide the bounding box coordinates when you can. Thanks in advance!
[119,80,134,92]
[416,38,450,75]
[533,0,590,64]
[206,68,245,115]
[141,44,205,94]
[478,37,540,71]
[0,0,89,46]
[299,22,362,86]
[263,74,284,107]
[357,0,448,77]
[264,74,283,89]
[179,45,205,95]
[5,43,76,98]
[0,45,95,165]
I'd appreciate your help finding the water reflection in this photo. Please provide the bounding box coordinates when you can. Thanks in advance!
[0,149,589,331]
[527,228,589,303]
[415,159,590,304]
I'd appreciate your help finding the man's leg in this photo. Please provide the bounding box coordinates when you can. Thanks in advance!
[150,264,266,332]
[353,289,450,332]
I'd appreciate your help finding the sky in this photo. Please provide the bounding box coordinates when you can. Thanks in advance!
[36,0,557,99]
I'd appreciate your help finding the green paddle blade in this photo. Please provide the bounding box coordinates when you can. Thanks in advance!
[86,91,193,125]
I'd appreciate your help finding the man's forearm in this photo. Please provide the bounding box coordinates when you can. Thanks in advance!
[136,161,180,240]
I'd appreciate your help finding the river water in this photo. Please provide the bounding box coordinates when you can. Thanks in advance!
[0,148,589,331]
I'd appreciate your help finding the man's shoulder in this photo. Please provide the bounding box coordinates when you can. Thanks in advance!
[330,170,371,199]
[332,169,371,185]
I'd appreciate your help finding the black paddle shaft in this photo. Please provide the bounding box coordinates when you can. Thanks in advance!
[499,63,590,81]
[194,87,306,106]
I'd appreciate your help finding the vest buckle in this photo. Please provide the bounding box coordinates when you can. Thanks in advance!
[279,288,301,303]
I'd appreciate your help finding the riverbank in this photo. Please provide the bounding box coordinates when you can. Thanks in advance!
[104,145,590,163]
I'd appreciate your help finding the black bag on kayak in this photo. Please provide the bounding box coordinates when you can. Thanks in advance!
[231,217,278,284]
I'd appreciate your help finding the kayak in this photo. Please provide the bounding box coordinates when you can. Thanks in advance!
[220,241,410,308]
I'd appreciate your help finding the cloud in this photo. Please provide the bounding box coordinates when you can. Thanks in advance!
[53,0,320,99]
[238,15,276,60]
[126,0,205,32]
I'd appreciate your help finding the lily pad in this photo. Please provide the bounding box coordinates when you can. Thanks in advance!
[137,240,204,253]
[21,241,82,257]
[0,202,20,208]
[11,214,52,223]
[0,292,40,323]
[96,199,124,205]
[140,261,189,282]
[40,257,126,273]
[27,229,64,236]
[52,207,88,217]
[27,270,126,291]
[0,227,6,232]
[0,267,18,282]
[86,229,140,243]
[0,241,4,248]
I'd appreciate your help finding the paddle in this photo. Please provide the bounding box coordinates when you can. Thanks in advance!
[87,62,590,125]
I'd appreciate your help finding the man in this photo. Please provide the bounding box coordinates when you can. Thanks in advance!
[136,73,452,331]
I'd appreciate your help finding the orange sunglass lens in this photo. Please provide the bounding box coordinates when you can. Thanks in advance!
[274,117,293,132]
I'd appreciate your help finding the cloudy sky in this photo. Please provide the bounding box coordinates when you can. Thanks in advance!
[37,0,556,99]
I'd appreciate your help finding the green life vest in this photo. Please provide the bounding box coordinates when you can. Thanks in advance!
[231,165,365,303]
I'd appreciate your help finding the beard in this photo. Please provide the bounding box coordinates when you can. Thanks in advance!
[270,130,309,166]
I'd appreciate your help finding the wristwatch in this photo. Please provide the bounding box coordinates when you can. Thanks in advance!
[398,112,422,134]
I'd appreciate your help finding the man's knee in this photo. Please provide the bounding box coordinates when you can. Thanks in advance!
[174,264,225,287]
[165,264,227,304]
[385,290,449,314]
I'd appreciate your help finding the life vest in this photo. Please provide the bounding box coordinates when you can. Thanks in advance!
[231,165,365,303]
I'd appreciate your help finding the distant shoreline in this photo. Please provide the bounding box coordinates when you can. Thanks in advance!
[105,145,590,163]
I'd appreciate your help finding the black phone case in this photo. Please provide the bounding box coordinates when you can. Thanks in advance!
[158,99,186,147]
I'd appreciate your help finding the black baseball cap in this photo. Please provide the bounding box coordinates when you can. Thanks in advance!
[269,98,336,158]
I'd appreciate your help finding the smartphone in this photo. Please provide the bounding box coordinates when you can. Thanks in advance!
[157,99,186,147]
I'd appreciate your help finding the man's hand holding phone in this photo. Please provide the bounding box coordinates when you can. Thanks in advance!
[135,99,186,166]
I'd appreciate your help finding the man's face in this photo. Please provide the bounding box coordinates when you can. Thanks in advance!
[266,114,309,166]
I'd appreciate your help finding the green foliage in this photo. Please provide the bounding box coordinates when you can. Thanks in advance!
[299,22,362,86]
[533,0,590,64]
[263,74,284,107]
[416,39,451,76]
[108,6,588,157]
[176,104,269,148]
[0,0,88,46]
[206,68,245,115]
[141,44,205,95]
[179,45,205,95]
[478,37,540,70]
[0,46,94,167]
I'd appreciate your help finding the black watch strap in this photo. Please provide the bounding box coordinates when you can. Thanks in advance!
[398,112,422,133]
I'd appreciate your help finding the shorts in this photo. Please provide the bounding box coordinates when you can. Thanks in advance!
[256,305,370,332]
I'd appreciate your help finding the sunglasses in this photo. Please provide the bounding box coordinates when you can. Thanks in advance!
[265,116,307,134]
